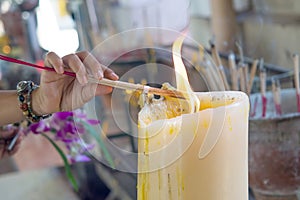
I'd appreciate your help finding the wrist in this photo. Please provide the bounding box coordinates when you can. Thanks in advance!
[31,88,45,116]
[33,85,61,114]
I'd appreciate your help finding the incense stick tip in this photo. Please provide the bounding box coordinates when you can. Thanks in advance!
[292,53,299,58]
[228,52,235,60]
[259,58,265,70]
[209,39,215,48]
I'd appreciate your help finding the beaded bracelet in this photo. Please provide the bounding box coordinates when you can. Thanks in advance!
[16,81,51,123]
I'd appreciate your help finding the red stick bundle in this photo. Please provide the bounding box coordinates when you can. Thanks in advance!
[262,95,267,118]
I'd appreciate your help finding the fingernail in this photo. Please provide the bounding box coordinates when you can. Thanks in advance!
[112,72,119,79]
[78,75,88,85]
[59,66,64,74]
[98,71,103,79]
[83,76,88,84]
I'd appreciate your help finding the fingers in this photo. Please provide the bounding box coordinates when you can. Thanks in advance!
[76,51,104,79]
[75,51,119,80]
[104,67,119,80]
[45,51,88,85]
[74,51,119,96]
[44,51,119,85]
[7,134,22,155]
[44,52,64,74]
[62,53,88,85]
[0,128,17,140]
[0,129,22,158]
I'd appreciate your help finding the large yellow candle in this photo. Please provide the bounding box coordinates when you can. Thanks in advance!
[137,91,249,199]
[137,36,249,199]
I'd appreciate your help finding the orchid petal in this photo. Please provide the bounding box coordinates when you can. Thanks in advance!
[87,119,100,125]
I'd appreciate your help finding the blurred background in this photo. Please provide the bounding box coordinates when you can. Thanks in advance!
[0,0,300,199]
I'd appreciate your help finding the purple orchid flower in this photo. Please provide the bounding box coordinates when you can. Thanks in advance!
[24,109,99,164]
[68,154,91,163]
[26,120,50,135]
[68,142,95,163]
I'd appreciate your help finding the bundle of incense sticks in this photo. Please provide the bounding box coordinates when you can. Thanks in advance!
[192,52,218,90]
[227,53,261,118]
[293,54,300,112]
[192,49,222,91]
[197,39,300,117]
[272,78,282,116]
[0,54,185,99]
[228,52,258,95]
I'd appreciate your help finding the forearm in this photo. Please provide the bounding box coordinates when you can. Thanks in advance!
[0,90,25,126]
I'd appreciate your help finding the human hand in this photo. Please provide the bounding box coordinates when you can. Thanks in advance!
[32,51,119,115]
[0,127,22,159]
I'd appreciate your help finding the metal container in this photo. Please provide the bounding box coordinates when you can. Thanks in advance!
[249,88,300,200]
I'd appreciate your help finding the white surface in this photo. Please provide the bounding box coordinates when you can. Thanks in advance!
[189,0,250,17]
[0,168,79,200]
[36,0,79,56]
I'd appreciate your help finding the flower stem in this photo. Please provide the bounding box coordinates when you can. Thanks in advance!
[41,133,79,192]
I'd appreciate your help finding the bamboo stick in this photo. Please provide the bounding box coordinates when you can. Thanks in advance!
[235,41,248,93]
[272,78,282,116]
[87,77,185,99]
[247,59,259,95]
[259,61,267,118]
[228,52,238,90]
[210,42,230,90]
[238,66,246,93]
[235,41,244,64]
[242,63,248,93]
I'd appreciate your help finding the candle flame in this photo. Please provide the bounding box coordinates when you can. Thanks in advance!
[172,36,200,113]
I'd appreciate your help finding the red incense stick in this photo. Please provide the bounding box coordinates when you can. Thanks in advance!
[262,95,267,118]
[0,54,76,77]
[250,96,258,118]
[259,59,267,118]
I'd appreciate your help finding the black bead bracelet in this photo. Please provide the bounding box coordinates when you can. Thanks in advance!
[16,81,51,123]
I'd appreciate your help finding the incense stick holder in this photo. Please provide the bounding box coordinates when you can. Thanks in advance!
[249,89,300,200]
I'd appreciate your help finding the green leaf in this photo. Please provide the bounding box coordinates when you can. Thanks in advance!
[42,133,79,192]
[80,120,115,169]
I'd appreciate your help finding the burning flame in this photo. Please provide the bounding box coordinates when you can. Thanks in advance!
[172,36,200,113]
